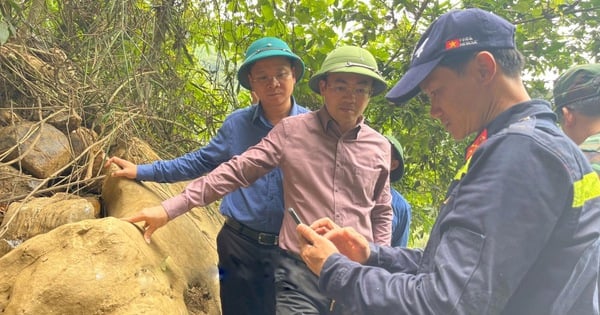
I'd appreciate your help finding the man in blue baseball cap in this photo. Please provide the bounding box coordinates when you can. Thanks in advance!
[297,8,600,314]
[105,37,308,315]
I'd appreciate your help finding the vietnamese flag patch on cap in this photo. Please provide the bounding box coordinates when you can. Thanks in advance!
[445,39,460,50]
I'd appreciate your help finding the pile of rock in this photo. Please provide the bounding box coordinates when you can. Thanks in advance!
[0,44,223,314]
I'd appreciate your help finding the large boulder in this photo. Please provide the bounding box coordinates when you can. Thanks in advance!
[0,217,192,314]
[101,165,223,314]
[0,172,223,314]
[0,136,224,314]
[0,121,72,179]
[0,192,99,257]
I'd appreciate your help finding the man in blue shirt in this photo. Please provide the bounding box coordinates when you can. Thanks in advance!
[104,37,308,315]
[385,135,411,247]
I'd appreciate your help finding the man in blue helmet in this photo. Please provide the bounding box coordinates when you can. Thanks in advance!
[296,8,600,315]
[105,37,308,315]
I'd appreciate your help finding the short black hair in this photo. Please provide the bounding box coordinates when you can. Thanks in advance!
[438,48,525,78]
[556,97,600,121]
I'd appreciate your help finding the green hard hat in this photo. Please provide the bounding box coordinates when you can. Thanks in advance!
[308,46,387,96]
[237,37,305,90]
[553,63,600,110]
[385,135,405,182]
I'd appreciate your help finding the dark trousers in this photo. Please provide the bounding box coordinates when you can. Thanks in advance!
[275,251,347,315]
[217,223,279,315]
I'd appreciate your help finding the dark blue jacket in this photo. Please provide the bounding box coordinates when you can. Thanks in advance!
[319,100,600,314]
[136,99,309,233]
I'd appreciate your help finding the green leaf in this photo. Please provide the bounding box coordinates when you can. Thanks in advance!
[0,21,10,45]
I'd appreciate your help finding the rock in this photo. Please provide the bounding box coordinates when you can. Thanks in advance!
[0,192,99,257]
[0,217,192,314]
[48,108,83,134]
[0,121,72,179]
[0,169,224,314]
[101,165,223,314]
[68,127,105,192]
[0,164,45,207]
[0,109,21,127]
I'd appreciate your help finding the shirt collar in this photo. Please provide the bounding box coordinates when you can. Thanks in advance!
[316,106,363,139]
[251,96,300,127]
[483,99,554,136]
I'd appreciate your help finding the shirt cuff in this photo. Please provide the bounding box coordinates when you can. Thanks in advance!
[161,195,189,220]
[319,253,350,295]
[364,243,380,266]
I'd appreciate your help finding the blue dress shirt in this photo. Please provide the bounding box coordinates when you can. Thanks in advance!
[136,99,309,233]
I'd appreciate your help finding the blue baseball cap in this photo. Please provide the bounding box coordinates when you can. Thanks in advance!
[237,37,305,90]
[386,8,516,105]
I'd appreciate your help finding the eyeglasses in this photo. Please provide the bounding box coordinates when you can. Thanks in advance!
[251,71,292,86]
[327,84,372,97]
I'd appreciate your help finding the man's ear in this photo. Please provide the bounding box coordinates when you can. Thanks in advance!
[318,79,327,95]
[390,159,400,172]
[290,66,298,84]
[473,51,496,84]
[562,107,575,127]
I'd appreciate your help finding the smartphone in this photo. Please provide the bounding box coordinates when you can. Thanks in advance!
[287,207,303,225]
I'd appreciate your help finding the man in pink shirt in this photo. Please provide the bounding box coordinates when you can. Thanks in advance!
[123,46,392,314]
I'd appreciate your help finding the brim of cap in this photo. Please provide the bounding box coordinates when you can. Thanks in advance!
[308,66,387,96]
[385,56,443,105]
[237,52,305,90]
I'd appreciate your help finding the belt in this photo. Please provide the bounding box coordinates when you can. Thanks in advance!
[225,217,279,246]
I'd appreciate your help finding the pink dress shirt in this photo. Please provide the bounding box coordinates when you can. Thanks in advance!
[162,107,392,254]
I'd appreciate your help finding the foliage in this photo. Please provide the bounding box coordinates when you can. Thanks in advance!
[1,0,599,246]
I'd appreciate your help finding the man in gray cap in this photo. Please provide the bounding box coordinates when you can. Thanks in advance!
[297,8,600,315]
[554,64,600,174]
[105,36,308,315]
[119,45,393,314]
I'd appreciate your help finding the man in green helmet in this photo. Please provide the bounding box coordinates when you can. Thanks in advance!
[120,45,393,314]
[554,64,600,175]
[384,135,412,247]
[105,37,308,315]
[553,63,600,304]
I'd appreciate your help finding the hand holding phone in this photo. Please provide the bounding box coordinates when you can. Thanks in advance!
[288,207,303,225]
